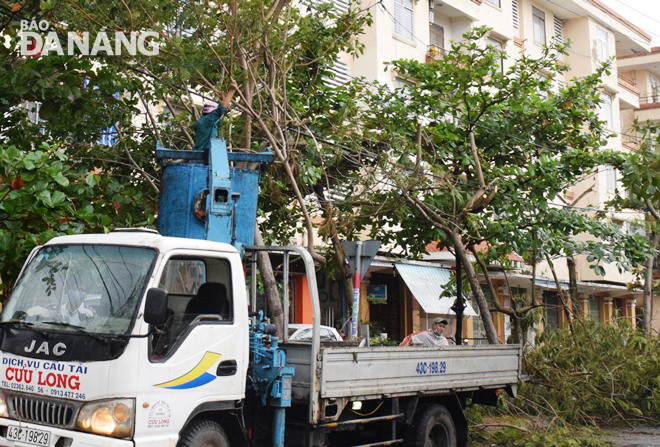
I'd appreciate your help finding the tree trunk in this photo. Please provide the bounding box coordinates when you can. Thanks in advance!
[643,231,658,337]
[447,230,499,344]
[511,317,522,345]
[567,256,579,318]
[545,254,574,330]
[254,224,284,338]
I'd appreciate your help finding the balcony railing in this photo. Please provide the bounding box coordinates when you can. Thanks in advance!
[639,94,660,105]
[426,45,447,62]
[617,72,639,95]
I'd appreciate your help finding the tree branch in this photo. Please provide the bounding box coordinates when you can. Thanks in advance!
[645,198,660,220]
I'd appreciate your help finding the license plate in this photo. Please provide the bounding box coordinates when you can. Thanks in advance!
[6,426,50,446]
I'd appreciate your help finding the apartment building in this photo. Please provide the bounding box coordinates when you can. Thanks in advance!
[325,0,659,342]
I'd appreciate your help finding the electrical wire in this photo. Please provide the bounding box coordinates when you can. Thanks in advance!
[350,400,384,417]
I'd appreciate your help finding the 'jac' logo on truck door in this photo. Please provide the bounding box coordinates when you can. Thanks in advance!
[24,340,67,356]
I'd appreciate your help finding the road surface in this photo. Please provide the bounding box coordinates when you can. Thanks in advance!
[607,426,660,447]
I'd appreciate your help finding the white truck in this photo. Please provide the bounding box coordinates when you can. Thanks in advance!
[0,229,521,447]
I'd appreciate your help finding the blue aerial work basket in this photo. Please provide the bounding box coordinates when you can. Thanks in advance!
[156,139,274,255]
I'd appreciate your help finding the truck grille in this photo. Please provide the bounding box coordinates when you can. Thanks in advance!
[9,395,76,428]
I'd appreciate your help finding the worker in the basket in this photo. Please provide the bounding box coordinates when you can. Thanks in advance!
[400,318,451,346]
[193,79,238,152]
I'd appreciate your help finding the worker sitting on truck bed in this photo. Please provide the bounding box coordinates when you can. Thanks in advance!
[400,318,451,346]
[193,79,238,152]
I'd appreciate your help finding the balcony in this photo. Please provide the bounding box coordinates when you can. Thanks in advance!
[617,72,640,110]
[617,72,638,94]
[639,94,660,105]
[635,93,660,123]
[426,45,447,63]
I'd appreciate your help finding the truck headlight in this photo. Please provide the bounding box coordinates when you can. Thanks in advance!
[0,390,8,418]
[76,399,134,438]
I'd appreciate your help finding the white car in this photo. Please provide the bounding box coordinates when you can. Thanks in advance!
[287,324,343,342]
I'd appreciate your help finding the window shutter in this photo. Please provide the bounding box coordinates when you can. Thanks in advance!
[309,0,350,13]
[324,61,351,88]
[335,0,350,14]
[394,0,414,41]
[554,17,563,45]
[512,0,519,29]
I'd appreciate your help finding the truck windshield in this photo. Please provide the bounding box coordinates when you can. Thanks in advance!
[1,245,156,335]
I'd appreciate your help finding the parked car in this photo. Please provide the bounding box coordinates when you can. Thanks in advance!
[287,324,343,341]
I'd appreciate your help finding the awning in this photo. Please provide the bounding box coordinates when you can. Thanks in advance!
[395,263,477,316]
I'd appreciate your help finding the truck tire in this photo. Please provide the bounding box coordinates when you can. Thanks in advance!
[178,419,230,447]
[408,404,457,447]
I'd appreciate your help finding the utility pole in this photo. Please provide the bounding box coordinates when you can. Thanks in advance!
[341,241,381,340]
[453,255,465,345]
[351,241,362,339]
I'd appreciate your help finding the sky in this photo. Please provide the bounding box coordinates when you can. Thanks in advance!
[600,0,660,46]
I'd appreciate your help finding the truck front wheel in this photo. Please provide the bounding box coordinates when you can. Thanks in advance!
[178,419,230,447]
[408,404,457,447]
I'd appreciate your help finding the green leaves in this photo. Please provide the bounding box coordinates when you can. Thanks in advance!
[0,143,156,301]
[522,322,660,425]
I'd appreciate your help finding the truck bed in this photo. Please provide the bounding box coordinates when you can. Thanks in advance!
[284,343,521,423]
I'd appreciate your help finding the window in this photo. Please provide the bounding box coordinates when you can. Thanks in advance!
[512,0,519,30]
[588,296,600,322]
[603,165,617,193]
[430,24,445,50]
[324,61,351,88]
[485,0,501,7]
[626,222,646,238]
[510,287,527,301]
[543,291,559,330]
[595,27,609,62]
[152,256,233,359]
[533,7,546,45]
[651,76,660,102]
[554,17,564,45]
[599,93,614,130]
[158,259,206,295]
[394,0,414,41]
[486,37,504,73]
[2,245,156,335]
[394,77,413,89]
[469,292,486,345]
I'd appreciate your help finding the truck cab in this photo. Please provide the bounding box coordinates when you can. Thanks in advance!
[0,230,249,447]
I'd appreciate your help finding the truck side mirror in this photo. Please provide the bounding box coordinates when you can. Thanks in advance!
[144,288,169,325]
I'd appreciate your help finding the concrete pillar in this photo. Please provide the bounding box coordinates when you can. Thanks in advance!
[557,296,567,328]
[491,280,507,343]
[602,297,614,324]
[411,295,422,332]
[626,298,636,326]
[465,314,474,345]
[579,296,589,319]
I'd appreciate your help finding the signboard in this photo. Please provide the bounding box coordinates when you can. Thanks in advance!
[367,284,387,304]
[341,240,381,278]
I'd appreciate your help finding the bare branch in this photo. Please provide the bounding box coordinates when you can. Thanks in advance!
[469,130,486,189]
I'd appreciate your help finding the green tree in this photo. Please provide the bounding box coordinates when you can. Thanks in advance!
[325,28,649,343]
[0,0,372,333]
[0,143,153,300]
[609,121,659,336]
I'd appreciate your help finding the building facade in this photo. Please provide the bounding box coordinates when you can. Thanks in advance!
[314,0,659,341]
